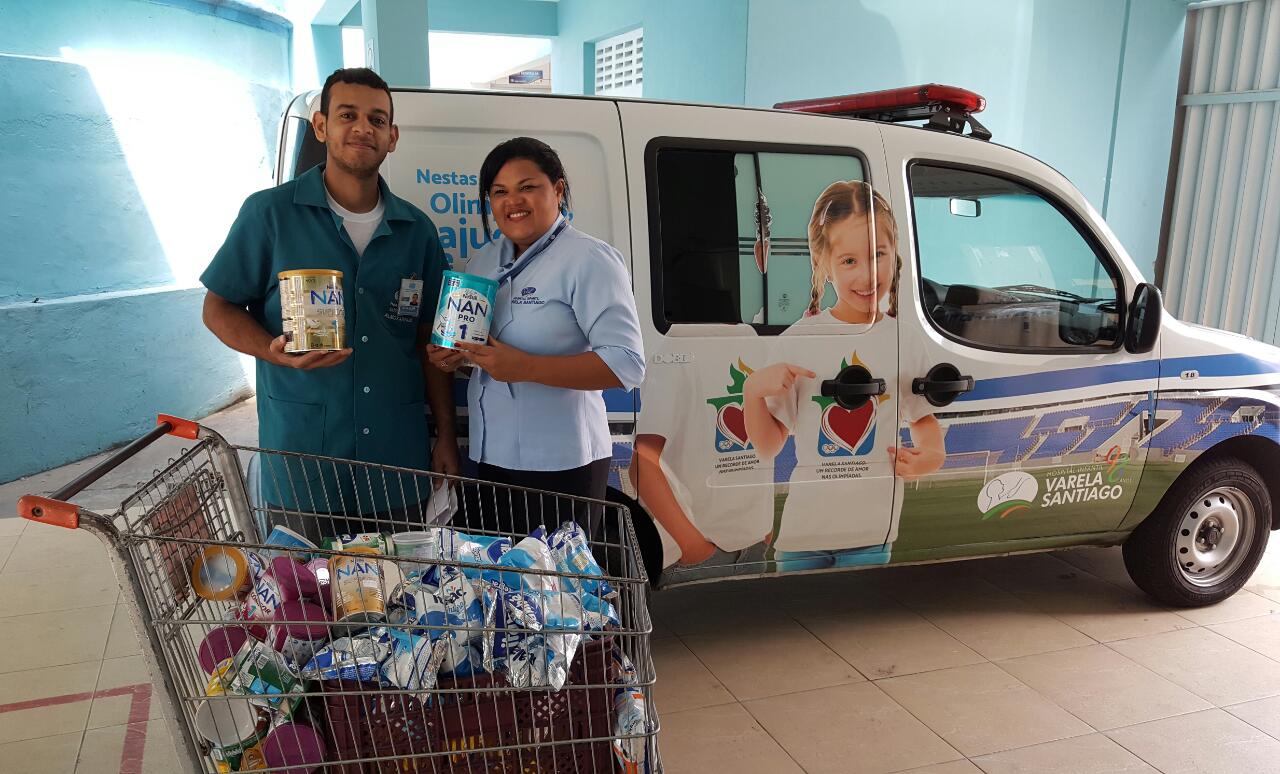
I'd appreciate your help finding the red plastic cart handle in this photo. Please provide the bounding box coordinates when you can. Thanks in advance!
[18,495,80,529]
[158,414,200,440]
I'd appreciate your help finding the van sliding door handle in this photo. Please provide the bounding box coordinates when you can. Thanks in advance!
[820,364,885,410]
[820,380,887,398]
[911,377,974,393]
[912,363,974,407]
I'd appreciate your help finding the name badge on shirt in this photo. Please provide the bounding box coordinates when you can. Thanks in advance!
[397,278,424,318]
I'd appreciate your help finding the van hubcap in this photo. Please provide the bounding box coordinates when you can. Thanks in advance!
[1175,486,1251,587]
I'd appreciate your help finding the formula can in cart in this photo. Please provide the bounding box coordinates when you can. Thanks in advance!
[278,269,345,353]
[193,695,270,772]
[330,547,386,624]
[430,271,497,349]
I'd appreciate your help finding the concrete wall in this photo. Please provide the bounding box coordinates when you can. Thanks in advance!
[1105,0,1188,278]
[0,0,292,482]
[741,0,1185,279]
[343,0,559,37]
[553,0,749,105]
[551,0,1184,279]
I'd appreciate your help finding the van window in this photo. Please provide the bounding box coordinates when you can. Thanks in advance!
[651,147,864,332]
[909,164,1122,352]
[279,116,326,183]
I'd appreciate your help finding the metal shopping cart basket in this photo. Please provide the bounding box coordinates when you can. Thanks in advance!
[19,414,660,773]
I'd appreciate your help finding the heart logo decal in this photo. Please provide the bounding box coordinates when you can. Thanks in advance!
[717,404,750,449]
[820,399,876,455]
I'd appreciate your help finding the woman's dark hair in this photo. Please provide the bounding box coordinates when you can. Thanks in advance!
[478,137,572,239]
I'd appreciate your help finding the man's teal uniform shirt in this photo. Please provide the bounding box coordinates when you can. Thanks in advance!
[201,165,446,511]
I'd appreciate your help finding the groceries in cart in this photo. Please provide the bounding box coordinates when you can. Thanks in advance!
[611,648,654,774]
[183,518,637,770]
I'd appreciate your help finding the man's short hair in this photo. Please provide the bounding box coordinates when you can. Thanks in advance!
[319,68,394,122]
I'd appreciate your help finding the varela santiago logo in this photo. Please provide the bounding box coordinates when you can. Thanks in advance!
[977,471,1038,520]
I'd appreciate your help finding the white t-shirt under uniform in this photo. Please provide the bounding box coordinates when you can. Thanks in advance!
[326,192,385,257]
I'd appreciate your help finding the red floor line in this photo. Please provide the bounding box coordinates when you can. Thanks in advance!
[0,683,144,713]
[0,682,154,774]
[119,685,152,774]
[0,689,98,713]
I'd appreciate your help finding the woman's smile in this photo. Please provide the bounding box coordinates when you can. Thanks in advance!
[488,158,566,254]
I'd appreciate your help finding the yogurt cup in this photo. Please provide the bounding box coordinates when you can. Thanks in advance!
[391,530,444,579]
[269,556,319,601]
[261,722,327,774]
[390,530,443,559]
[270,600,331,668]
[198,626,252,675]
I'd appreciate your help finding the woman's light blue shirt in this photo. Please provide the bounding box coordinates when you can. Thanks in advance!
[464,216,645,471]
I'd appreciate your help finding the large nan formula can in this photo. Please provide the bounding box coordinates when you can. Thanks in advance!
[430,270,497,350]
[278,270,345,353]
[330,547,386,624]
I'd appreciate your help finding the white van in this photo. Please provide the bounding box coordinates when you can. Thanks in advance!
[277,84,1280,607]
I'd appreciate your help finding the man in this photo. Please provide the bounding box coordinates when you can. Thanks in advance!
[201,68,458,527]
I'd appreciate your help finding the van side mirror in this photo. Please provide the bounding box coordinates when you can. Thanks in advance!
[1125,282,1162,354]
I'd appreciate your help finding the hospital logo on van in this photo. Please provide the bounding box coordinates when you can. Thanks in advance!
[706,360,755,453]
[977,471,1039,520]
[811,354,885,458]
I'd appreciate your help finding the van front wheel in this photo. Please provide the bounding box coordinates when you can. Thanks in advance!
[1123,457,1270,607]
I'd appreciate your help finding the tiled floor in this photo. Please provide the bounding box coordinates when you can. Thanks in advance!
[2,399,1280,772]
[646,549,1280,774]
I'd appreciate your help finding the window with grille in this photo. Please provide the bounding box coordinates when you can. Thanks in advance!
[594,28,643,97]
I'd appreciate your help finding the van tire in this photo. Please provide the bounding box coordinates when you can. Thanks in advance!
[1123,456,1270,607]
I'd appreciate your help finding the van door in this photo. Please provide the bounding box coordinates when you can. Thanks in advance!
[620,102,908,581]
[881,129,1160,561]
[373,92,637,462]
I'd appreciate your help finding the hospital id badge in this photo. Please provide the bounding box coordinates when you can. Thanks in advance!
[398,278,424,318]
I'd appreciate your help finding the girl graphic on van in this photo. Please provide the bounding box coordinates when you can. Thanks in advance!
[743,180,946,569]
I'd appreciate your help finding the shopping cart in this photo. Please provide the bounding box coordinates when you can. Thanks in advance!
[19,414,660,773]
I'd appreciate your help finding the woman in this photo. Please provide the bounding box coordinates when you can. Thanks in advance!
[428,137,644,534]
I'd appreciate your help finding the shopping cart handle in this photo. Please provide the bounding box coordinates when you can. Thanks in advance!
[157,413,200,441]
[17,495,80,529]
[18,414,201,529]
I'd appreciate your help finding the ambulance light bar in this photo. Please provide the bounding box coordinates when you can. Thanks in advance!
[775,84,992,141]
